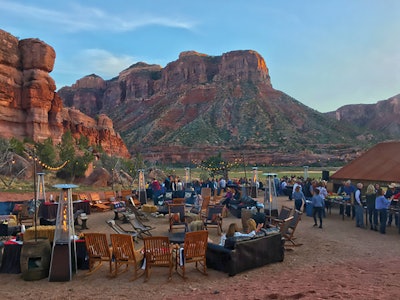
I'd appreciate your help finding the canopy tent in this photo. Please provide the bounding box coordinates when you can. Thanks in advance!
[330,141,400,184]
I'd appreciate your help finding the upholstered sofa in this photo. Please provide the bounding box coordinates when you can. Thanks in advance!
[206,231,285,276]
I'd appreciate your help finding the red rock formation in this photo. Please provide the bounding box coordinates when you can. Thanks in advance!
[58,49,373,166]
[329,94,400,138]
[0,29,129,158]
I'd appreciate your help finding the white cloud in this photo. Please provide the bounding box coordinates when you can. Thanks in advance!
[0,1,195,32]
[78,49,135,77]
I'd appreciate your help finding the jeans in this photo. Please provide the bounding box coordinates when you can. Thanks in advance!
[313,207,323,226]
[294,199,303,211]
[378,209,388,234]
[355,205,364,227]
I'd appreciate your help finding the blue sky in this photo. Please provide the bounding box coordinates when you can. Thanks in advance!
[1,0,399,113]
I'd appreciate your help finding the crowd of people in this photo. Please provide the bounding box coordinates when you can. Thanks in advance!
[284,177,400,234]
[335,180,400,234]
[275,176,400,234]
[146,172,399,236]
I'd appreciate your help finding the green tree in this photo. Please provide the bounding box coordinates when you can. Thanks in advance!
[56,131,93,181]
[36,138,56,166]
[9,138,25,155]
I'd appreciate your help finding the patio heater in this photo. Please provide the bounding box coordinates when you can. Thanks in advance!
[48,184,78,282]
[263,173,278,221]
[251,167,258,198]
[138,169,147,205]
[36,172,46,202]
[184,167,191,189]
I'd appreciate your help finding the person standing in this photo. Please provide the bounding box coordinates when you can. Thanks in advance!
[375,188,391,234]
[343,180,356,217]
[365,184,378,231]
[292,185,306,211]
[385,183,397,226]
[312,188,324,228]
[354,183,364,228]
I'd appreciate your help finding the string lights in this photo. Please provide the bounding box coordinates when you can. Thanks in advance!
[28,154,69,171]
[191,157,243,172]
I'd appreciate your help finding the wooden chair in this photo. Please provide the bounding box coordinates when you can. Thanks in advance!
[190,194,210,217]
[168,203,188,232]
[201,187,211,205]
[84,233,113,275]
[126,214,155,239]
[110,233,144,281]
[172,198,185,204]
[203,205,223,235]
[283,210,303,247]
[120,190,132,201]
[268,205,293,226]
[278,216,294,249]
[104,190,116,202]
[143,236,174,282]
[176,230,208,279]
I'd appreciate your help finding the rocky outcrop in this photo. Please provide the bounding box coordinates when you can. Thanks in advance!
[58,49,378,166]
[0,29,129,158]
[328,94,400,138]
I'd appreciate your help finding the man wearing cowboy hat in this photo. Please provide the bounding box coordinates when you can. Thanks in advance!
[385,183,399,227]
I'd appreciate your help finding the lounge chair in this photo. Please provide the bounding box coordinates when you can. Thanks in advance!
[126,214,155,239]
[89,192,110,211]
[105,220,138,241]
[125,197,149,222]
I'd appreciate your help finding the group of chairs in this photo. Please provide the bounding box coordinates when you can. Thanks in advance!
[168,194,224,235]
[266,205,303,247]
[84,230,208,281]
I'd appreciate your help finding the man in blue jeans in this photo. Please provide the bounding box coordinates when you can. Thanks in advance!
[354,183,364,228]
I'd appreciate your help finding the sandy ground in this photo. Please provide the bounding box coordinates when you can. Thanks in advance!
[1,191,400,300]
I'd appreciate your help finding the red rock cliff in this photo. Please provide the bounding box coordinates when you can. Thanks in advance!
[0,29,129,158]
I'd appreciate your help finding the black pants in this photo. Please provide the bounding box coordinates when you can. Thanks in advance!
[367,207,378,228]
[378,209,388,234]
[313,207,323,226]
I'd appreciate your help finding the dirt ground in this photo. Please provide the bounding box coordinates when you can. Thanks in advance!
[1,191,399,300]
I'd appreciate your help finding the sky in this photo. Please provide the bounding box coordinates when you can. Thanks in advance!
[1,0,399,113]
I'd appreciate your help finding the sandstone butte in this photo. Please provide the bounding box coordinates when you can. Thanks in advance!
[0,29,129,158]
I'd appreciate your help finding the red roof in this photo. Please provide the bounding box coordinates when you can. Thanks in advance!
[330,141,400,183]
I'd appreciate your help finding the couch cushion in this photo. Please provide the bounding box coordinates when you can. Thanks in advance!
[224,235,252,249]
